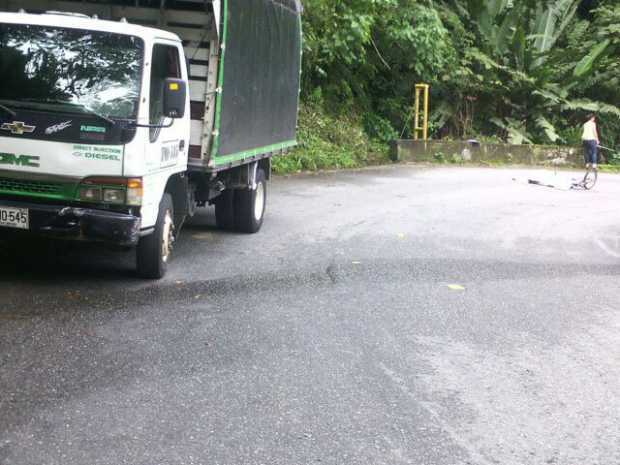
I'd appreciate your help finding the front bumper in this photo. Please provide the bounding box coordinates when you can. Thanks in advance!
[0,199,141,246]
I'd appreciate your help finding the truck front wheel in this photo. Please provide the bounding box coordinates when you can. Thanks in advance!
[234,168,267,233]
[137,193,175,279]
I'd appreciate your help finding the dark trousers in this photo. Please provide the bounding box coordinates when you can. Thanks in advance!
[583,140,598,165]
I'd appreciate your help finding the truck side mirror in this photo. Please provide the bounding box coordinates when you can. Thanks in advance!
[163,78,187,119]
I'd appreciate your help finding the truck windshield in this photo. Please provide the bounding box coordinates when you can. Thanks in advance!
[0,23,143,120]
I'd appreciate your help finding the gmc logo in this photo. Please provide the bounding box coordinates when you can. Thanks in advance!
[0,152,40,168]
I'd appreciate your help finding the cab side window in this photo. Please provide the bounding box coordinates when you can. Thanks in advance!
[149,44,181,141]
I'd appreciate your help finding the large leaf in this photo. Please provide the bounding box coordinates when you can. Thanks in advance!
[531,0,579,68]
[532,85,568,105]
[573,39,610,77]
[467,48,536,84]
[491,117,533,145]
[488,0,510,20]
[495,12,517,55]
[535,0,579,53]
[512,26,527,71]
[536,116,564,143]
[561,99,620,118]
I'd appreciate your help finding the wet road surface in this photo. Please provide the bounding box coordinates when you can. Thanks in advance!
[1,166,619,465]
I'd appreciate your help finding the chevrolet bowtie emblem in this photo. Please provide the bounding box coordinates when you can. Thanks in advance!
[1,121,36,135]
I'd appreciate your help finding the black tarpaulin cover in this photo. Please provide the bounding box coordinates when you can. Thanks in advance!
[214,0,302,164]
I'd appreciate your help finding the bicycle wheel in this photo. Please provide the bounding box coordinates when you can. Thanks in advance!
[583,169,598,190]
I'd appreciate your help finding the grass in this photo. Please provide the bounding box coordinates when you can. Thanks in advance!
[273,103,390,175]
[598,164,620,173]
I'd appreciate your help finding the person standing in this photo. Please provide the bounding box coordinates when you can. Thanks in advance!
[582,114,600,169]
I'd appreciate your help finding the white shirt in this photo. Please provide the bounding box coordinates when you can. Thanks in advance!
[582,121,598,141]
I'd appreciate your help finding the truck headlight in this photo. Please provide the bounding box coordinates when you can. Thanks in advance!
[79,186,102,202]
[103,188,125,204]
[77,177,143,206]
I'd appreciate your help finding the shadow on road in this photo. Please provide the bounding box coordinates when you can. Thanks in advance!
[0,208,222,283]
[0,236,138,281]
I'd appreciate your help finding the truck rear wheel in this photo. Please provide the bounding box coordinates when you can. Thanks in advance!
[214,189,235,230]
[234,168,267,233]
[137,193,175,279]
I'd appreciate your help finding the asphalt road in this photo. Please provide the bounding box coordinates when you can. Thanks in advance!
[1,166,619,465]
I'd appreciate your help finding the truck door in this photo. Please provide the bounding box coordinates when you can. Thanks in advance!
[147,41,189,175]
[141,40,189,228]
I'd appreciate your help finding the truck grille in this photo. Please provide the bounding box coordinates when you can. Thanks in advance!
[0,177,65,195]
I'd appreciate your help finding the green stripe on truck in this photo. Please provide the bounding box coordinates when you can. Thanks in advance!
[214,140,297,166]
[0,178,77,201]
[211,0,229,160]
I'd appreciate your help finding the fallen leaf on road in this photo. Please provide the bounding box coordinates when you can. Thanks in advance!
[192,233,213,241]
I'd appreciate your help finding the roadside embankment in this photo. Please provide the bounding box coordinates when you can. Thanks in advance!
[390,140,584,167]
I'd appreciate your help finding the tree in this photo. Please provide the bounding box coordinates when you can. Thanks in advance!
[299,0,620,148]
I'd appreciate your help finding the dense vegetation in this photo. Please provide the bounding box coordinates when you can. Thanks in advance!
[277,0,620,172]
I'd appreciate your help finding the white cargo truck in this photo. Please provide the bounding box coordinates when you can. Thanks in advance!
[0,0,302,278]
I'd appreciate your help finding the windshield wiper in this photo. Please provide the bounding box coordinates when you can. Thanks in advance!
[16,98,116,126]
[0,103,17,118]
[79,107,117,126]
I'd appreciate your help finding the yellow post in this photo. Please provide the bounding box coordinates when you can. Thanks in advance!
[423,84,429,141]
[414,89,421,141]
[413,84,430,141]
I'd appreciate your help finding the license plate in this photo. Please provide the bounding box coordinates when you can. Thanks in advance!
[0,206,29,230]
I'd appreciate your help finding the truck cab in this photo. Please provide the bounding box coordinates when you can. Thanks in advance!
[0,11,191,274]
[0,1,303,279]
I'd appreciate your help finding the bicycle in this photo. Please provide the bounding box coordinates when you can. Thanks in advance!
[570,165,598,190]
[570,144,618,191]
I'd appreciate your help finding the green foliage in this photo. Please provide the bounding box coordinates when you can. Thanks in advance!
[272,103,390,174]
[574,40,610,77]
[441,0,620,144]
[433,152,446,163]
[599,163,620,172]
[449,153,464,164]
[363,113,398,143]
[293,0,620,172]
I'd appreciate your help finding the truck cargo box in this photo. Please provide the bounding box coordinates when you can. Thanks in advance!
[0,0,303,172]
